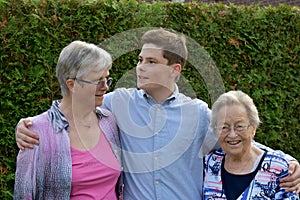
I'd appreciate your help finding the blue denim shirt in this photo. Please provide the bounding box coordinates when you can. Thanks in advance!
[102,87,215,200]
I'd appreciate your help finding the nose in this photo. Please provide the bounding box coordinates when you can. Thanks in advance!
[228,127,237,137]
[97,82,108,92]
[136,64,146,72]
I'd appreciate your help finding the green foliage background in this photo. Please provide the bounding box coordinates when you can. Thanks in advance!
[1,0,299,198]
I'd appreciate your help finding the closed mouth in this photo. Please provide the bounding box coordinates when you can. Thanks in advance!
[138,75,148,80]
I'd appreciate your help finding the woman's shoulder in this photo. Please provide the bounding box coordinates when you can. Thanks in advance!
[27,111,52,137]
[95,107,117,127]
[29,111,50,128]
[264,150,290,164]
[95,107,113,117]
[261,151,290,173]
[95,107,118,134]
[205,148,225,162]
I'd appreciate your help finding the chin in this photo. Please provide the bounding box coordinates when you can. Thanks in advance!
[138,82,157,90]
[95,99,103,107]
[137,83,146,90]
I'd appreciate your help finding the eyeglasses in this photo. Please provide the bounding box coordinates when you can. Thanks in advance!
[216,124,250,135]
[71,77,113,87]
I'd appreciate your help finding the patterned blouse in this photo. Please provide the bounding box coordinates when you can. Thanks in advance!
[203,148,299,200]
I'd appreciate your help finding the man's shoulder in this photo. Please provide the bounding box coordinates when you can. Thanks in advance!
[106,87,139,97]
[176,92,209,107]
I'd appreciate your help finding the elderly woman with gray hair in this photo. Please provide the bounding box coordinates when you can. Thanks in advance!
[14,41,122,199]
[203,90,299,200]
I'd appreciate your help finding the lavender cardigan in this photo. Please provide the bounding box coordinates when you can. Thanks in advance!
[14,101,122,199]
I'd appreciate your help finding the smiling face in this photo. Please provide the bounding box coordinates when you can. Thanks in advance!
[136,43,180,96]
[216,104,256,159]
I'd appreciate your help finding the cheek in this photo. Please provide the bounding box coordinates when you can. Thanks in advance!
[136,65,140,73]
[217,134,226,144]
[241,134,254,143]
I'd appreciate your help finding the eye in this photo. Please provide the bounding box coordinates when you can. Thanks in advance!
[137,57,143,64]
[218,126,230,133]
[235,125,246,131]
[149,60,156,64]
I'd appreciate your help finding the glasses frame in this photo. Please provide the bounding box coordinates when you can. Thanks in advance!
[216,124,251,135]
[69,77,113,87]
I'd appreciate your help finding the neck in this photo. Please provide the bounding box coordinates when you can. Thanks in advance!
[224,145,264,174]
[59,97,96,125]
[145,84,175,104]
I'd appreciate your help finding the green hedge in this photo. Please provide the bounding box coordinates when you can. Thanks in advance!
[1,0,299,198]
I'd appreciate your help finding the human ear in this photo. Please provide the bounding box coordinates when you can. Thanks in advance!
[173,63,182,73]
[66,79,75,93]
[251,126,257,139]
[171,63,181,80]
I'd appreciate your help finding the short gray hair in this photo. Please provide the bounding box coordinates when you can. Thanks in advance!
[56,41,112,96]
[211,90,261,129]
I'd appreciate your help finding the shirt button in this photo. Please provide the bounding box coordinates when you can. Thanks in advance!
[154,156,158,160]
[155,180,160,184]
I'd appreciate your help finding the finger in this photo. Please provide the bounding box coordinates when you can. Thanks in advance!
[23,118,33,127]
[280,164,300,184]
[296,186,300,194]
[280,175,294,183]
[16,137,34,150]
[288,161,298,174]
[282,184,300,193]
[280,180,299,192]
[18,126,39,141]
[16,131,38,148]
[20,131,39,145]
[16,139,25,151]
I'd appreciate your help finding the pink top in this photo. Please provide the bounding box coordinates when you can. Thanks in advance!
[70,131,121,200]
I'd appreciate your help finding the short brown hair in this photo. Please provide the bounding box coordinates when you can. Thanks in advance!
[141,28,187,68]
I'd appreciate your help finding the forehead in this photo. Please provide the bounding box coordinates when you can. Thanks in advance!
[85,69,109,79]
[217,104,248,122]
[140,43,164,58]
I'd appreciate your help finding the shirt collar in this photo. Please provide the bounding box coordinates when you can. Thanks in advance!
[48,100,69,133]
[142,84,178,104]
[48,100,109,133]
[94,106,109,119]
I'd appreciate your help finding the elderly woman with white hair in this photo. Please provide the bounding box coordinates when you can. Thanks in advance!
[203,90,299,200]
[14,41,122,199]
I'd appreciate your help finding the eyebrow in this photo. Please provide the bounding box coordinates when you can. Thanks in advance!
[139,55,159,61]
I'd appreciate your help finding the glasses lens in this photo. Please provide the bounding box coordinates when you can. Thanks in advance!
[106,78,113,87]
[98,77,113,87]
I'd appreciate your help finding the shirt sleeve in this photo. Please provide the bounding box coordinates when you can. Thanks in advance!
[198,106,220,158]
[102,91,115,112]
[14,147,37,199]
